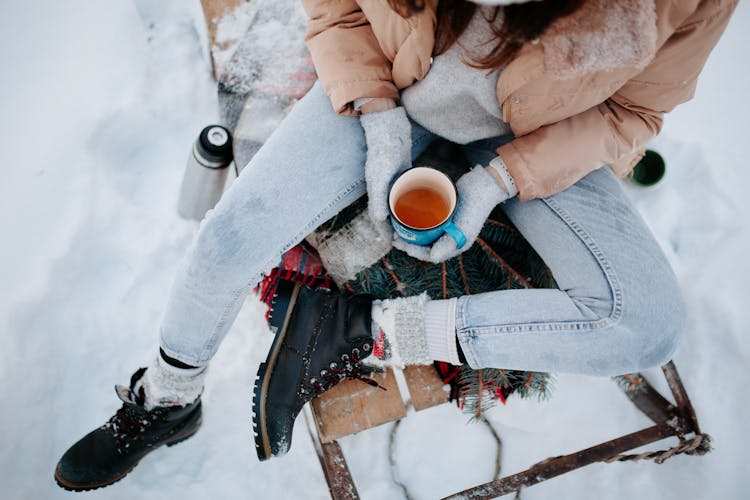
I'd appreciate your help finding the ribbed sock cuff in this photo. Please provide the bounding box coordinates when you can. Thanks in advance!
[159,347,200,370]
[373,293,432,367]
[390,293,431,365]
[424,298,460,365]
[156,353,206,379]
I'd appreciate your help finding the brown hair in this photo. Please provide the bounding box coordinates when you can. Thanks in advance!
[388,0,584,70]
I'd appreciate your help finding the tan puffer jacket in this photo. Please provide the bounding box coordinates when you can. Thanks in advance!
[302,0,737,200]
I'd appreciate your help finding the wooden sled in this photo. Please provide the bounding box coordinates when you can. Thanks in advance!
[303,361,709,499]
[197,3,710,498]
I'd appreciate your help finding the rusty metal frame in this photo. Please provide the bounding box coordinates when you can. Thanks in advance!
[303,405,360,500]
[307,361,709,500]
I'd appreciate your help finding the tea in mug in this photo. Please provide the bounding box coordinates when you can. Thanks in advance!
[394,188,450,229]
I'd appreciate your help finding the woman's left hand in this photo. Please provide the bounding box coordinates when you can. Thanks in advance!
[392,165,512,263]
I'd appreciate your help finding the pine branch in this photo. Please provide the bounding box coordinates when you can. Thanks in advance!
[476,237,534,289]
[458,255,471,295]
[486,217,520,234]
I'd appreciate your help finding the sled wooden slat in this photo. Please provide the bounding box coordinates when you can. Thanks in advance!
[310,368,406,444]
[310,365,451,443]
[199,0,245,78]
[402,365,450,411]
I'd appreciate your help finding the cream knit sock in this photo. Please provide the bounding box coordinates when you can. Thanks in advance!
[424,298,461,365]
[134,355,206,410]
[369,294,461,368]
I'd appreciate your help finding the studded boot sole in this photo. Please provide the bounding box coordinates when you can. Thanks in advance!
[252,280,377,461]
[253,279,302,461]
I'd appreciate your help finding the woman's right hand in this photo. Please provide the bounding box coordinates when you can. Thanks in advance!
[360,105,412,222]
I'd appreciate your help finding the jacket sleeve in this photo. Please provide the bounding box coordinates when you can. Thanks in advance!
[301,0,401,115]
[498,0,738,201]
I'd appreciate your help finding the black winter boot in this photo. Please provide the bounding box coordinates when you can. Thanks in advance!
[54,367,202,491]
[252,280,381,460]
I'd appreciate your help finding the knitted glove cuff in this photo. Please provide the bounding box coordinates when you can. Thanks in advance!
[354,97,398,113]
[359,106,410,155]
[354,97,375,111]
[457,165,512,213]
[487,156,519,198]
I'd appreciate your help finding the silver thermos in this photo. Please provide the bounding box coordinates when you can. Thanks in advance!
[177,125,234,220]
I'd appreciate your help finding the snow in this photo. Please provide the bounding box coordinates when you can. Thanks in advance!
[1,1,748,499]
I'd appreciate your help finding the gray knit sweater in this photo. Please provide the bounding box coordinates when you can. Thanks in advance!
[400,8,511,144]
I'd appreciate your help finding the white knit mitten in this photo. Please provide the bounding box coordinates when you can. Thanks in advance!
[360,107,412,222]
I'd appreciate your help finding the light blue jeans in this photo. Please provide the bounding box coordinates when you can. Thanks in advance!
[160,82,685,376]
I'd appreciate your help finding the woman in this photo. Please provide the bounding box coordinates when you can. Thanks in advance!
[55,0,737,490]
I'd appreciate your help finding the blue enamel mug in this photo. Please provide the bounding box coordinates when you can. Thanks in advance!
[388,167,467,248]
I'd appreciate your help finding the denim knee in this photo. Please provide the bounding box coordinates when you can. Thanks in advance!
[616,274,686,372]
[644,280,685,368]
[567,262,685,375]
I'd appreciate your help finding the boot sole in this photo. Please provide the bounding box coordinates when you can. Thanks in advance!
[252,279,301,461]
[53,412,202,492]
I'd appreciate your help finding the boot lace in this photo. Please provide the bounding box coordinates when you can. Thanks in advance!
[104,404,165,454]
[301,347,387,398]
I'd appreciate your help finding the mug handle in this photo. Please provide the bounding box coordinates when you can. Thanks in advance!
[442,221,467,249]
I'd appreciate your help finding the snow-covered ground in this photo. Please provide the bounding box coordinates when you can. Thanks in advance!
[1,1,748,499]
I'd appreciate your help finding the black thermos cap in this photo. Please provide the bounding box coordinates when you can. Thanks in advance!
[196,125,233,165]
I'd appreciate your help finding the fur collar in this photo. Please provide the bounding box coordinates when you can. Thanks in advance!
[539,0,658,79]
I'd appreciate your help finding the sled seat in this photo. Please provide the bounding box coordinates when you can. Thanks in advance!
[309,365,448,443]
[304,361,710,500]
